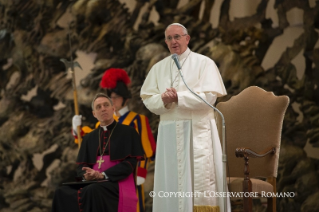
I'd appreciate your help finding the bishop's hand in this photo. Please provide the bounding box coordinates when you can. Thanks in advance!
[82,167,103,181]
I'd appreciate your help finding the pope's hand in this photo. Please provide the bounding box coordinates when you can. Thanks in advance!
[161,88,178,104]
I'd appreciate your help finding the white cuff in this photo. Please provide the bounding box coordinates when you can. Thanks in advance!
[101,172,108,179]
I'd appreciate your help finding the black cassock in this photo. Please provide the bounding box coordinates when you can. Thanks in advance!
[52,121,145,212]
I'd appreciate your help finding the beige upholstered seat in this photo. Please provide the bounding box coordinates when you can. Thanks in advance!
[228,177,274,194]
[216,86,289,212]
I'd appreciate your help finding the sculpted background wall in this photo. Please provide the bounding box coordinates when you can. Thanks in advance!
[0,0,318,211]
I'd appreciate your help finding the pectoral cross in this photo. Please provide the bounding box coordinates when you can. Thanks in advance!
[97,156,104,169]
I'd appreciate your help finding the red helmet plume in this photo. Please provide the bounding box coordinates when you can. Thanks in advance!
[99,68,132,99]
[100,68,131,89]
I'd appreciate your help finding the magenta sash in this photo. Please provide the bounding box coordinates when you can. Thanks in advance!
[92,155,137,212]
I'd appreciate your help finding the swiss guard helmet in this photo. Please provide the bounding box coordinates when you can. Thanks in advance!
[99,68,132,100]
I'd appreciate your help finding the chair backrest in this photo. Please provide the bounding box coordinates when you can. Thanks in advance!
[216,86,289,178]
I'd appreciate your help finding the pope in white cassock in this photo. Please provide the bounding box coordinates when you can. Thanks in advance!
[140,23,231,212]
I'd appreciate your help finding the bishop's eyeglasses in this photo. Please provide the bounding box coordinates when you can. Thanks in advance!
[165,34,187,42]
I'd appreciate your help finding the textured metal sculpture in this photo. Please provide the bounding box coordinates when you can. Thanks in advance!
[0,0,318,211]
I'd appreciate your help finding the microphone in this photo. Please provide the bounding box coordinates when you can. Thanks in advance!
[176,60,228,212]
[171,53,182,70]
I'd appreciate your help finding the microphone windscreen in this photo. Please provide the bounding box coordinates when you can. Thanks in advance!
[171,53,178,60]
[171,54,181,70]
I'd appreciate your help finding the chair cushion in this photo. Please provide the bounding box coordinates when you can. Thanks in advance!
[228,177,273,194]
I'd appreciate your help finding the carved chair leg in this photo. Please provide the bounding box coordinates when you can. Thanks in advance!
[267,177,276,212]
[243,179,252,212]
[243,155,252,212]
[267,197,274,212]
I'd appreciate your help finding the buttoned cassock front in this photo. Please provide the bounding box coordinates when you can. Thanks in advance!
[141,48,230,212]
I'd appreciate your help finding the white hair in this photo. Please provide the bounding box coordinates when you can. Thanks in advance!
[164,23,188,36]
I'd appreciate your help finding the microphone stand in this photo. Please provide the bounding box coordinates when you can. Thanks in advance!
[176,64,227,212]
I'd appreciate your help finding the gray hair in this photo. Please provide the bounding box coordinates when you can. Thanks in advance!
[91,93,113,110]
[164,23,188,36]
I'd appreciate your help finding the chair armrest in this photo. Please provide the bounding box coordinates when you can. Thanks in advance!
[235,147,276,158]
[233,147,276,212]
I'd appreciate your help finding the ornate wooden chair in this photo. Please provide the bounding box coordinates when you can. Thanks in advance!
[216,86,289,212]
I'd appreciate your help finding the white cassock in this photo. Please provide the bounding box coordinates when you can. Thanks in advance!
[140,48,231,212]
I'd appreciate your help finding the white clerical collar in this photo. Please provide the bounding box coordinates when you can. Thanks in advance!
[100,122,113,131]
[177,48,191,61]
[100,126,107,131]
[117,105,129,117]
